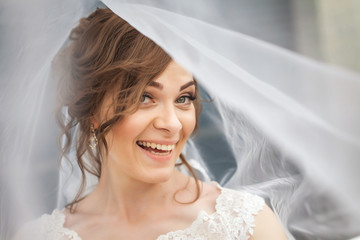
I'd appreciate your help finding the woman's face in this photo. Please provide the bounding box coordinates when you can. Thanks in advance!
[100,61,196,183]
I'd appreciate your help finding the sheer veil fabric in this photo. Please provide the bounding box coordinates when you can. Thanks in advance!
[1,0,360,239]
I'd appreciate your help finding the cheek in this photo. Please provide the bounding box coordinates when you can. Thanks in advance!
[106,118,137,149]
[182,109,197,137]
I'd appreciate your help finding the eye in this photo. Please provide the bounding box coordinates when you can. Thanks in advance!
[175,94,196,104]
[140,93,153,104]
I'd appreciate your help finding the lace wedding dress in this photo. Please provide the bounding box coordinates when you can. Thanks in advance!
[15,187,264,240]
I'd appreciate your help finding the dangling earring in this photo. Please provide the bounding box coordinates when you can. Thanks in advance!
[88,124,98,149]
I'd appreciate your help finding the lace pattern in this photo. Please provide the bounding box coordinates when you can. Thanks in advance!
[157,188,265,240]
[38,188,264,240]
[40,209,81,240]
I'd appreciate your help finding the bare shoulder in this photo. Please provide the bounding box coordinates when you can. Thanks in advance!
[200,181,221,198]
[252,204,288,240]
[180,180,221,214]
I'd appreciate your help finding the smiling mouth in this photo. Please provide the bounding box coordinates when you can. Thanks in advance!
[136,141,175,156]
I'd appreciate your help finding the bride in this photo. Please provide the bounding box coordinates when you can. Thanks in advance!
[14,8,287,240]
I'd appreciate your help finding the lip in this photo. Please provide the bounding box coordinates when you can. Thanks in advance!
[138,144,174,162]
[137,140,178,145]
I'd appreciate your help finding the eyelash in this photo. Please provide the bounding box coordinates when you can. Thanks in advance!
[175,94,196,104]
[140,93,153,103]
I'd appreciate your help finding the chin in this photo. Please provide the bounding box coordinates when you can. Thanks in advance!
[142,167,175,184]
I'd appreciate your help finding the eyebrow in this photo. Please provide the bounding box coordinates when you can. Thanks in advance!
[148,80,195,91]
[148,81,163,90]
[180,80,195,91]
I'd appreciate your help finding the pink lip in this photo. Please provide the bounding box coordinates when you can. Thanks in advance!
[138,145,174,162]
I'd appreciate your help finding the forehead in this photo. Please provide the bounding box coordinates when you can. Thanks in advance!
[151,61,193,85]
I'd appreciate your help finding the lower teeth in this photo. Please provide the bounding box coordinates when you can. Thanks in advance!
[150,150,170,156]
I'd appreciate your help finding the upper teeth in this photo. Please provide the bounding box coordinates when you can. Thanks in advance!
[137,141,175,151]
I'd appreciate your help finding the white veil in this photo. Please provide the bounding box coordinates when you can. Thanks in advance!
[1,0,360,239]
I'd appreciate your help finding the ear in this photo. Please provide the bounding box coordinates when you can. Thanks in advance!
[90,115,100,129]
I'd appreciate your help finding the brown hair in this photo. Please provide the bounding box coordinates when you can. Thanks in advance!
[55,8,201,211]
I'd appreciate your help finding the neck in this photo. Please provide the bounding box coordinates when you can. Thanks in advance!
[81,166,188,222]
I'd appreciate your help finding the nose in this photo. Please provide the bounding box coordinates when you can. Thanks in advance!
[153,105,182,135]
